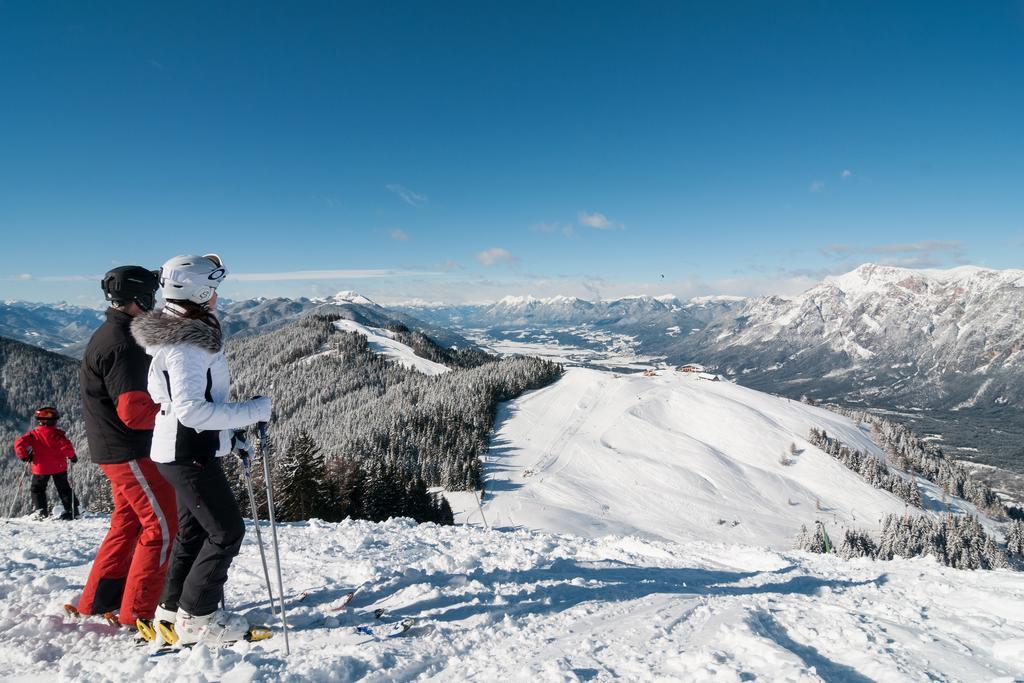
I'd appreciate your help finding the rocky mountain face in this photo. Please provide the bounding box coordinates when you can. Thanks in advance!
[675,264,1023,410]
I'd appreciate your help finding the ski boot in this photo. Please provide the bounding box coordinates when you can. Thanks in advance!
[174,609,272,646]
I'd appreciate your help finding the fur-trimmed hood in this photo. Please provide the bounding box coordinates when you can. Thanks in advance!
[131,311,223,353]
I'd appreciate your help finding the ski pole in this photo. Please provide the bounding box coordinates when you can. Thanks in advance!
[474,490,489,530]
[238,450,279,618]
[68,461,76,519]
[257,422,290,656]
[5,464,31,521]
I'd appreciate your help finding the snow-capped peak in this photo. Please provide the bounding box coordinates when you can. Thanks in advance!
[687,294,748,305]
[496,295,541,306]
[329,290,378,306]
[822,262,1022,298]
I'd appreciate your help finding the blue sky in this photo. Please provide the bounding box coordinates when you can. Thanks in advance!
[1,1,1022,305]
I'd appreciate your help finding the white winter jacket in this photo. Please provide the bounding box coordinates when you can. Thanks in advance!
[131,311,271,464]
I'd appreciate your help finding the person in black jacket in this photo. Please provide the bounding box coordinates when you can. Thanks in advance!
[70,266,178,634]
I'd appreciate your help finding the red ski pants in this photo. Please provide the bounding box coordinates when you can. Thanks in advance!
[77,459,176,625]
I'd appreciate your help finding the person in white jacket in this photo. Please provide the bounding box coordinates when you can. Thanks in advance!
[131,253,272,646]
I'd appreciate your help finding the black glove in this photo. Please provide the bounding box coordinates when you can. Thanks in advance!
[24,454,33,463]
[69,456,78,464]
[231,430,251,457]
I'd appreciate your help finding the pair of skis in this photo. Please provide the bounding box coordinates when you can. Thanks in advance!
[146,585,418,658]
[333,586,418,638]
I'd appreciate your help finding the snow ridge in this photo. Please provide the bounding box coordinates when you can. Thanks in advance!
[465,367,997,548]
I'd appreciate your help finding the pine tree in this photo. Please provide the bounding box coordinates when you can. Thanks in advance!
[433,492,455,525]
[796,522,834,553]
[331,455,365,520]
[1007,520,1024,557]
[360,457,398,522]
[401,476,434,523]
[838,529,878,559]
[274,431,333,522]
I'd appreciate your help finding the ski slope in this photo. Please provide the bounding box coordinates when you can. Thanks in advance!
[333,319,450,375]
[463,367,990,549]
[2,515,1023,682]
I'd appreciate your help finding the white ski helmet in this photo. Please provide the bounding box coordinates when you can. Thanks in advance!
[158,254,227,304]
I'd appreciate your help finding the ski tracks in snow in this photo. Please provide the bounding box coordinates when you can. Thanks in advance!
[3,516,1024,681]
[522,377,606,481]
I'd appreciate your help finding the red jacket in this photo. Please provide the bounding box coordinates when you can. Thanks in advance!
[14,426,77,476]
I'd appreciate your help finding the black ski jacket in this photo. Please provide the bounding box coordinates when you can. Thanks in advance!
[80,308,158,464]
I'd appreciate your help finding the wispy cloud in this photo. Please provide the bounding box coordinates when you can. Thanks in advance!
[809,180,826,193]
[385,183,428,207]
[390,228,409,242]
[231,268,438,282]
[436,260,462,272]
[822,240,965,258]
[531,222,574,238]
[578,211,621,229]
[474,247,518,267]
[820,240,968,268]
[319,195,342,208]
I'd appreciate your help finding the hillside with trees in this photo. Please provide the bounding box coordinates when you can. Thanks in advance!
[225,315,562,523]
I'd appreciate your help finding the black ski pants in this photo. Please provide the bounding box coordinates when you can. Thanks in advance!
[30,472,74,516]
[156,458,245,617]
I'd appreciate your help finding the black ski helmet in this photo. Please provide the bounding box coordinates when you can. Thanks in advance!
[101,266,160,311]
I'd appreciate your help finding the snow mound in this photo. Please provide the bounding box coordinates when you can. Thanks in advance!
[2,516,1023,681]
[466,368,988,548]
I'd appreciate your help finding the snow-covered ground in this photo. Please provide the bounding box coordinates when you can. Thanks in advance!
[3,359,1022,681]
[2,515,1024,682]
[333,319,449,375]
[461,368,996,549]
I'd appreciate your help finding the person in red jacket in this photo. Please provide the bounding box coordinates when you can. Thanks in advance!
[14,406,78,520]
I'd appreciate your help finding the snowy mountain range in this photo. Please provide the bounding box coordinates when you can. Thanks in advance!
[0,291,469,356]
[404,264,1024,413]
[0,301,105,354]
[218,290,471,349]
[402,264,1024,475]
[3,263,1022,471]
